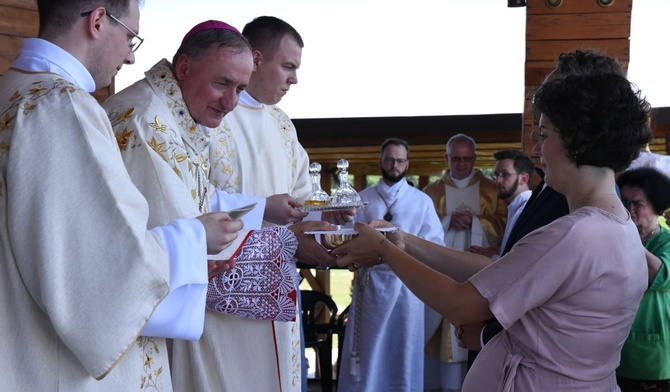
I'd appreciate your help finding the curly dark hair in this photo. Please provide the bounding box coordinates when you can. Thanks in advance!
[527,50,628,136]
[532,73,652,172]
[555,49,626,77]
[617,167,670,215]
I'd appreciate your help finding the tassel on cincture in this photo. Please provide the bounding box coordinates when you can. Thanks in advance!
[349,353,361,381]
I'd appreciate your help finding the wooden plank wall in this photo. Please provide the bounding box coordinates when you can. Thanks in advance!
[523,0,633,153]
[0,0,37,72]
[0,0,113,102]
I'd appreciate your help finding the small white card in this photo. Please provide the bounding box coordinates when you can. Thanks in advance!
[226,202,258,220]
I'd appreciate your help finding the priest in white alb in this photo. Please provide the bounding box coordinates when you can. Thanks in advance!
[339,138,445,392]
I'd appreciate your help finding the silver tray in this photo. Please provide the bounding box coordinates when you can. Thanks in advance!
[297,201,368,213]
[304,227,399,236]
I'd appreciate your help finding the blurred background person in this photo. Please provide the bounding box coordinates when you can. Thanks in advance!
[339,138,444,392]
[422,133,506,391]
[617,167,670,392]
[469,149,534,260]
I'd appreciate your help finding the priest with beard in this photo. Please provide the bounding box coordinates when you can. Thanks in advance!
[338,138,445,392]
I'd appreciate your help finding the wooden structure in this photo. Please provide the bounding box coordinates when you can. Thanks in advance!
[298,0,667,193]
[523,0,633,151]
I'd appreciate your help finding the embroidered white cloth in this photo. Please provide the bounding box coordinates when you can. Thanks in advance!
[207,226,299,321]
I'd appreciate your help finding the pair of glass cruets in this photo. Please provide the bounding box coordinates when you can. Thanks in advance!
[305,159,361,207]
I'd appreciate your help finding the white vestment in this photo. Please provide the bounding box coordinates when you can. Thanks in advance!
[104,60,281,392]
[0,40,209,391]
[209,91,311,206]
[339,179,444,392]
[168,90,311,392]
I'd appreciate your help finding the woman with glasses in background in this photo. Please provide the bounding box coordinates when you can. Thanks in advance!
[617,167,670,392]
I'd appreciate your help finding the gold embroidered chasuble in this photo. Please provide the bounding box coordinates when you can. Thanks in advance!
[106,59,213,223]
[186,92,311,391]
[0,70,172,390]
[103,60,301,391]
[423,170,507,247]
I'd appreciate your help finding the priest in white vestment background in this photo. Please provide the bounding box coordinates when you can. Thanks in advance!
[339,138,445,392]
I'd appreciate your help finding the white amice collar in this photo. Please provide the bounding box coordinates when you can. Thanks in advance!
[12,38,96,92]
[377,178,409,202]
[238,90,263,108]
[450,170,476,189]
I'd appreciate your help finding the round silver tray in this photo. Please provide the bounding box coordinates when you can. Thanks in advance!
[297,201,368,213]
[304,227,399,236]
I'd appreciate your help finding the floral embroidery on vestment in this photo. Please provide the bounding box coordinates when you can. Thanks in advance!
[108,60,214,212]
[138,337,166,391]
[269,106,299,185]
[209,122,240,194]
[0,76,86,197]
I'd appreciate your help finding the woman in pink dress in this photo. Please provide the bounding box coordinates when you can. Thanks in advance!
[333,73,652,391]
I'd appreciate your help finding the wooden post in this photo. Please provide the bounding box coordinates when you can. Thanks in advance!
[524,0,633,153]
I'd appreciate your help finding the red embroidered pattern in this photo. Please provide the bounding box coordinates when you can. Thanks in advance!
[207,227,298,321]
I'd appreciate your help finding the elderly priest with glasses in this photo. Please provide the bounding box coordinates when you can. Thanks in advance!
[422,133,507,392]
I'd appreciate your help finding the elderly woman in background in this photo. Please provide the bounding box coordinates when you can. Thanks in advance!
[617,167,670,392]
[332,73,652,391]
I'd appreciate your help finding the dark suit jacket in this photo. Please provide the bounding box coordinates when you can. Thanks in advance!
[468,177,569,367]
[501,183,569,255]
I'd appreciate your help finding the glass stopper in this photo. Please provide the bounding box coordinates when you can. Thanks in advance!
[331,159,362,206]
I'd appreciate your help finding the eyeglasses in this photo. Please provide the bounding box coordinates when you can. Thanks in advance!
[448,155,475,163]
[382,157,408,165]
[81,9,144,52]
[494,171,518,180]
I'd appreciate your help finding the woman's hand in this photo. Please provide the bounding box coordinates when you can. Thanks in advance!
[367,219,406,251]
[288,221,338,269]
[331,222,389,269]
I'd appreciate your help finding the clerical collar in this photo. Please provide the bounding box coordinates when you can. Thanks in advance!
[12,38,96,93]
[449,170,475,188]
[238,90,263,108]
